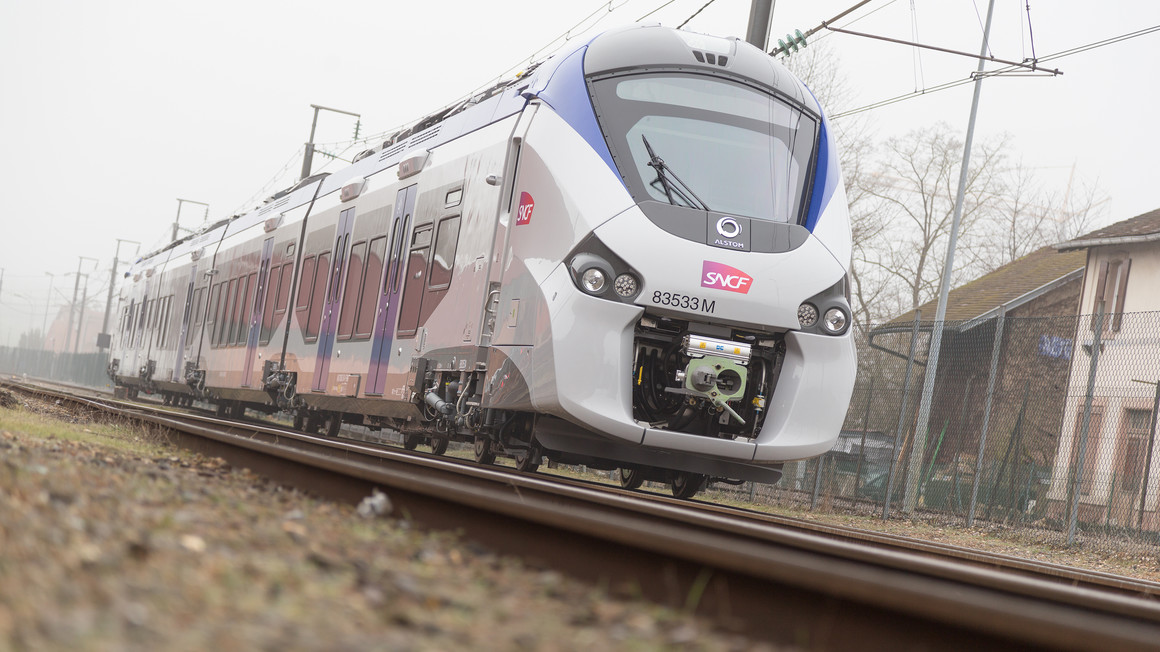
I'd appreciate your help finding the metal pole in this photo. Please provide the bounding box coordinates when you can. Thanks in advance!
[884,310,923,519]
[172,199,209,243]
[745,0,775,50]
[299,104,361,181]
[967,306,1006,526]
[65,263,83,355]
[73,273,89,354]
[1136,379,1160,530]
[1068,305,1105,545]
[42,272,54,350]
[905,0,997,514]
[854,379,874,495]
[100,239,140,352]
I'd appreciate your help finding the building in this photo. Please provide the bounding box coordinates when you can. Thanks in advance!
[1045,208,1160,530]
[865,246,1086,511]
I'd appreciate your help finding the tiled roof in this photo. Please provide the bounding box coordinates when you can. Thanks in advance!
[1056,207,1160,250]
[877,246,1086,331]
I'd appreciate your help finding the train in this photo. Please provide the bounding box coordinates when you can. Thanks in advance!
[108,24,856,499]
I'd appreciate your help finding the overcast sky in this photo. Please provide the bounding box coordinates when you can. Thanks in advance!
[2,0,1158,346]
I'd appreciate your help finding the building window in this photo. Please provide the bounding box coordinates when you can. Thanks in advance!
[1092,257,1130,333]
[1118,408,1153,493]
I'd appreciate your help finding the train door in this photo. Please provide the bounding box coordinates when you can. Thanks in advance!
[171,262,199,382]
[242,237,274,387]
[366,184,417,395]
[312,209,356,392]
[479,105,536,348]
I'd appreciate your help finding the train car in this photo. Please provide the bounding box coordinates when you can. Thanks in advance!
[109,24,856,498]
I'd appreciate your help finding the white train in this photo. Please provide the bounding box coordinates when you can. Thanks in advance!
[109,24,856,498]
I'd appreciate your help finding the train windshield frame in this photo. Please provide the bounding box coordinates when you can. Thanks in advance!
[589,71,819,224]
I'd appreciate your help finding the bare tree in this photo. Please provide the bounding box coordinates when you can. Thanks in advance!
[786,45,893,331]
[857,122,1010,312]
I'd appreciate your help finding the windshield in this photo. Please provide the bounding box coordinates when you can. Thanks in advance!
[590,73,818,223]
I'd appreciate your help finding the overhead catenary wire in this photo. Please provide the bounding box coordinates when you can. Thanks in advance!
[224,0,698,221]
[832,24,1160,119]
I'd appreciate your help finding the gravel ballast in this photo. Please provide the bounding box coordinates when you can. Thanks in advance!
[0,393,772,651]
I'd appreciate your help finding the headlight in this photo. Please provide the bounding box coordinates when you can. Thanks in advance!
[798,303,819,327]
[822,307,849,334]
[581,268,607,294]
[613,273,639,298]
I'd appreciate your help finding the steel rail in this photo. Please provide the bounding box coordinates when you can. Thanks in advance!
[6,380,1160,651]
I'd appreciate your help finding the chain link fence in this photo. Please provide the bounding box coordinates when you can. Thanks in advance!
[0,346,110,389]
[733,310,1160,552]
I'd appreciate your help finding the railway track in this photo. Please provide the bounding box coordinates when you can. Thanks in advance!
[5,378,1160,651]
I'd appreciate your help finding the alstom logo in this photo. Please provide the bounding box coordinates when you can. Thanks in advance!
[701,261,753,294]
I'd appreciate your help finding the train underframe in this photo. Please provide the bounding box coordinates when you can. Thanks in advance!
[109,314,790,499]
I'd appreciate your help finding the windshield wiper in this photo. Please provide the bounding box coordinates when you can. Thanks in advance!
[641,135,710,211]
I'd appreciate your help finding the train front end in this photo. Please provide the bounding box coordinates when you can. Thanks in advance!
[501,25,856,483]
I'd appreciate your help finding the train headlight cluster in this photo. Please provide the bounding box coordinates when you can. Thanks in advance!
[567,238,642,303]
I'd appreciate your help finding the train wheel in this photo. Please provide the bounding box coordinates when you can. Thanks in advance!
[403,434,421,450]
[473,436,495,465]
[430,437,449,456]
[619,467,645,490]
[513,443,540,473]
[671,472,706,499]
[305,411,323,434]
[324,412,342,438]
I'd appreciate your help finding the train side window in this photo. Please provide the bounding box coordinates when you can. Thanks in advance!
[275,263,293,314]
[124,301,135,347]
[260,265,281,345]
[337,241,367,341]
[355,236,387,340]
[192,288,204,330]
[396,224,433,336]
[428,216,460,289]
[236,272,256,346]
[296,256,316,311]
[305,252,330,342]
[295,256,316,339]
[157,296,170,348]
[206,283,222,345]
[220,278,239,348]
[232,275,250,347]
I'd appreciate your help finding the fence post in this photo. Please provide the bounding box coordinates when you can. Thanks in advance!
[854,379,874,496]
[884,310,923,520]
[1068,305,1105,546]
[1137,379,1160,531]
[967,305,1006,527]
[950,377,975,513]
[811,454,825,510]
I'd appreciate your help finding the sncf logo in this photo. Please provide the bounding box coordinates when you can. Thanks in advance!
[516,192,534,226]
[701,261,753,294]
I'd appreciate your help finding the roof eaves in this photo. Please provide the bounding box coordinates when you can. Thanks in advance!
[1055,231,1160,252]
[957,266,1084,331]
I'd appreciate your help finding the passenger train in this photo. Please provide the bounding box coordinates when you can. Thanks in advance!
[108,24,856,498]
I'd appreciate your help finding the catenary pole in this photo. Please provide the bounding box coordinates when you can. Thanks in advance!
[904,0,997,513]
[745,0,775,50]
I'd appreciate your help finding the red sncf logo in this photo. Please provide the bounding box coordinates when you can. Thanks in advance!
[516,192,534,225]
[701,261,753,294]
